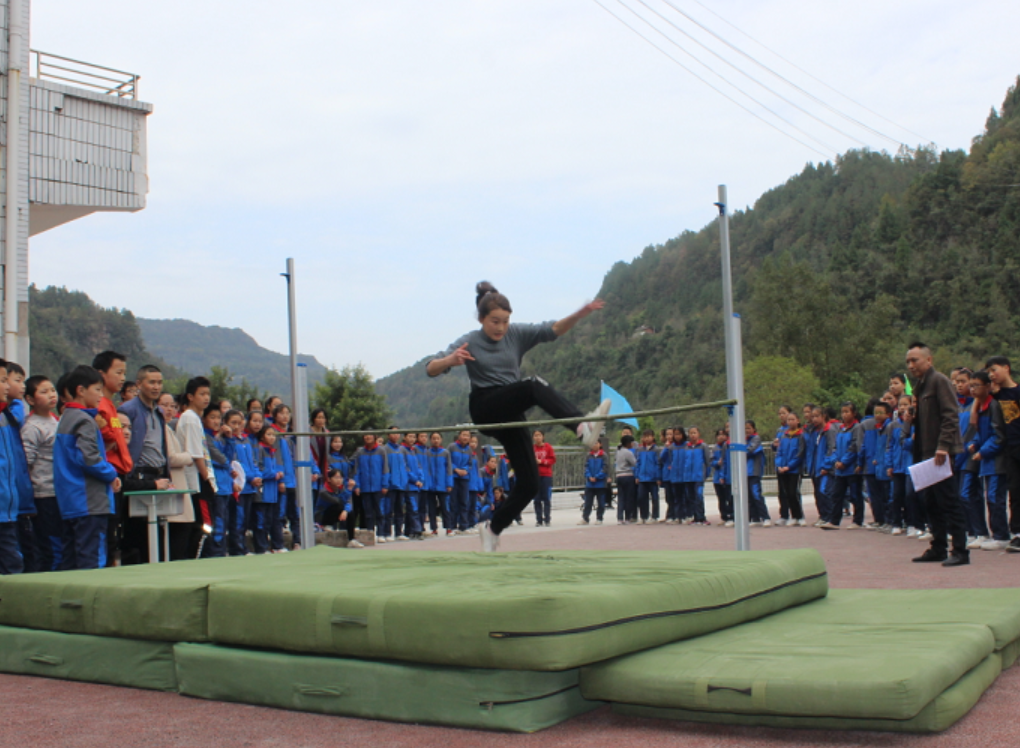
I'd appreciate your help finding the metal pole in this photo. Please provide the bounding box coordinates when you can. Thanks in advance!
[716,185,750,551]
[294,363,315,548]
[4,0,25,361]
[283,259,316,549]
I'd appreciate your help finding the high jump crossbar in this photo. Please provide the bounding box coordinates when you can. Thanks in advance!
[288,399,737,438]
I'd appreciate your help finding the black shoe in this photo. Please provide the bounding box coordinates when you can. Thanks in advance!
[1007,537,1020,553]
[942,553,970,567]
[912,549,948,563]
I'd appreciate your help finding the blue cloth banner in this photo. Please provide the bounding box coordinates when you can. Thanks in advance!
[601,381,639,430]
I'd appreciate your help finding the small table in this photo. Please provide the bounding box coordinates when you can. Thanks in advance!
[124,490,190,564]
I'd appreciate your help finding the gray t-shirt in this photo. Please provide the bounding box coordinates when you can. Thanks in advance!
[432,323,558,390]
[615,447,636,477]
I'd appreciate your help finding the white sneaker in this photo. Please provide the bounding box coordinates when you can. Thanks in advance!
[890,527,903,536]
[762,520,772,528]
[774,519,787,527]
[906,527,919,537]
[347,539,365,548]
[479,521,500,553]
[377,536,388,544]
[595,520,603,525]
[576,520,589,526]
[918,531,933,541]
[577,399,612,449]
[724,520,735,527]
[749,521,763,527]
[813,519,825,527]
[966,536,988,550]
[396,535,409,541]
[981,539,1009,551]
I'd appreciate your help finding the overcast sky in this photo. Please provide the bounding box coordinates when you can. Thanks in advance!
[28,0,1020,379]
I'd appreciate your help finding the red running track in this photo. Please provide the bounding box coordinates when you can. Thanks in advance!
[2,509,1018,748]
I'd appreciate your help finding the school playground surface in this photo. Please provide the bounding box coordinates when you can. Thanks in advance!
[2,495,1018,748]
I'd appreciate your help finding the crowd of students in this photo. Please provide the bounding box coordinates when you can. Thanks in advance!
[3,350,1019,575]
[579,361,1020,560]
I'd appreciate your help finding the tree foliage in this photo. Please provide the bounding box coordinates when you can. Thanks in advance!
[312,364,393,432]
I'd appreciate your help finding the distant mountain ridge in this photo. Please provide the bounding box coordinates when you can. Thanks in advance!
[138,318,327,396]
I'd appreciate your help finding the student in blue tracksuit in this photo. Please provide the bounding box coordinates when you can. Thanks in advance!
[867,402,895,530]
[468,438,488,530]
[965,372,1010,549]
[685,427,712,525]
[745,421,770,525]
[0,362,28,574]
[270,405,300,549]
[382,429,408,541]
[402,432,425,540]
[658,428,676,522]
[669,427,689,522]
[711,429,733,524]
[858,403,881,527]
[352,433,389,540]
[53,366,120,571]
[809,406,837,526]
[423,432,453,535]
[314,468,353,530]
[887,396,921,534]
[251,426,284,554]
[822,402,864,529]
[775,412,806,526]
[202,406,234,557]
[634,430,661,523]
[225,409,259,556]
[320,436,355,540]
[581,444,608,524]
[448,429,474,532]
[771,406,791,522]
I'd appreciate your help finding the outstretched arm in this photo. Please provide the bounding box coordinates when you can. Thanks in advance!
[552,300,605,337]
[426,344,474,377]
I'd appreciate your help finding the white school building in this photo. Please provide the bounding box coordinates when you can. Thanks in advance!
[1,0,152,365]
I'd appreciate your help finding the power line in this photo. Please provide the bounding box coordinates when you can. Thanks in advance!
[589,0,831,158]
[608,0,838,154]
[629,0,871,148]
[683,0,932,145]
[656,0,907,148]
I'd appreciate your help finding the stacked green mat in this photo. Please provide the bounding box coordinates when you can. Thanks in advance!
[0,547,827,732]
[581,588,1020,733]
[0,547,1016,734]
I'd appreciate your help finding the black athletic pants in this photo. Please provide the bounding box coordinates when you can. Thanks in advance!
[470,378,584,535]
[1002,444,1020,536]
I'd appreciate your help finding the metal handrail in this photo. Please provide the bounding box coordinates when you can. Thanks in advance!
[30,50,138,99]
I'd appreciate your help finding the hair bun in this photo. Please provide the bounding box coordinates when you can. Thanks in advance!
[476,281,497,307]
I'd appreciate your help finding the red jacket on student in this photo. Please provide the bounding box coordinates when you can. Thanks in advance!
[534,442,556,478]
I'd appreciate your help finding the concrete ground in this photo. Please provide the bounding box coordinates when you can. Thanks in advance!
[2,492,1017,748]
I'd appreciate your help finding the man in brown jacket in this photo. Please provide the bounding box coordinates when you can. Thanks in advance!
[906,342,969,566]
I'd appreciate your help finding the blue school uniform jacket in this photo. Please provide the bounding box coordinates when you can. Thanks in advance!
[0,407,33,520]
[448,441,473,481]
[775,429,805,473]
[711,443,730,484]
[657,444,674,482]
[635,444,661,482]
[811,424,837,478]
[53,405,117,520]
[871,419,893,481]
[685,441,711,482]
[497,455,512,492]
[405,445,426,492]
[802,425,816,475]
[967,398,1006,478]
[383,440,408,491]
[206,429,235,497]
[468,450,487,493]
[746,434,765,478]
[231,434,259,495]
[887,420,914,475]
[585,450,608,488]
[860,417,878,476]
[257,444,282,503]
[272,426,296,489]
[670,443,689,483]
[352,444,389,493]
[834,421,863,477]
[425,447,453,492]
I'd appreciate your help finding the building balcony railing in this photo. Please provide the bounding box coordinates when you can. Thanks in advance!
[30,50,138,99]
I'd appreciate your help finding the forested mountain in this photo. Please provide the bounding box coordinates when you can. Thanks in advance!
[377,77,1020,433]
[137,318,327,398]
[28,285,179,380]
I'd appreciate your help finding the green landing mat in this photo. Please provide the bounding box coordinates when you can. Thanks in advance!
[0,625,177,691]
[0,548,827,670]
[612,654,1002,734]
[581,587,1020,732]
[174,643,600,732]
[204,549,828,670]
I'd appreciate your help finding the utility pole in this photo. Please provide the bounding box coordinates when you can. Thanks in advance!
[283,258,315,549]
